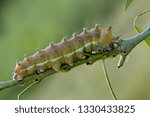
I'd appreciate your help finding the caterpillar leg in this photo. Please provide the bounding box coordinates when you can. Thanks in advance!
[86,58,94,65]
[17,80,25,86]
[85,53,98,65]
[83,52,91,57]
[83,52,93,65]
[60,64,71,72]
[86,62,92,65]
[35,76,43,83]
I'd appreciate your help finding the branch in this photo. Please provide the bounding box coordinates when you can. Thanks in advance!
[0,26,150,91]
[118,26,150,68]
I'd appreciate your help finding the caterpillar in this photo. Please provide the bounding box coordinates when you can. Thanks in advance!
[13,24,120,81]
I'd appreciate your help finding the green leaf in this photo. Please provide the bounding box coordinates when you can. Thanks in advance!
[134,9,150,47]
[134,26,142,33]
[124,0,134,11]
[145,36,150,47]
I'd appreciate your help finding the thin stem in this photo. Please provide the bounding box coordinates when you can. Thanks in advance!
[17,81,39,100]
[102,59,117,100]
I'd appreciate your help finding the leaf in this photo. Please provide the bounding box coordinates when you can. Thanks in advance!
[145,37,150,47]
[124,0,134,11]
[134,9,150,47]
[134,26,142,33]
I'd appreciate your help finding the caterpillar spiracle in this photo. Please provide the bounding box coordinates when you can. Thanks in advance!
[13,24,120,81]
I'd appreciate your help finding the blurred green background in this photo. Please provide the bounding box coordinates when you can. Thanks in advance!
[0,0,150,100]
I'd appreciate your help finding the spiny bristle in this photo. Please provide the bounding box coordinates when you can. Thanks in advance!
[24,54,27,58]
[36,48,41,52]
[83,27,87,33]
[62,37,67,42]
[95,24,99,29]
[16,60,20,65]
[108,25,112,30]
[72,33,77,37]
[49,42,53,46]
[24,54,29,61]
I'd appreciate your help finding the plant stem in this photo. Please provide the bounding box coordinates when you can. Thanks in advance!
[17,81,39,100]
[102,59,117,100]
[118,26,150,68]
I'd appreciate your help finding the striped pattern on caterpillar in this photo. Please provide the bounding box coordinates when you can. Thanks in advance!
[13,24,120,81]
